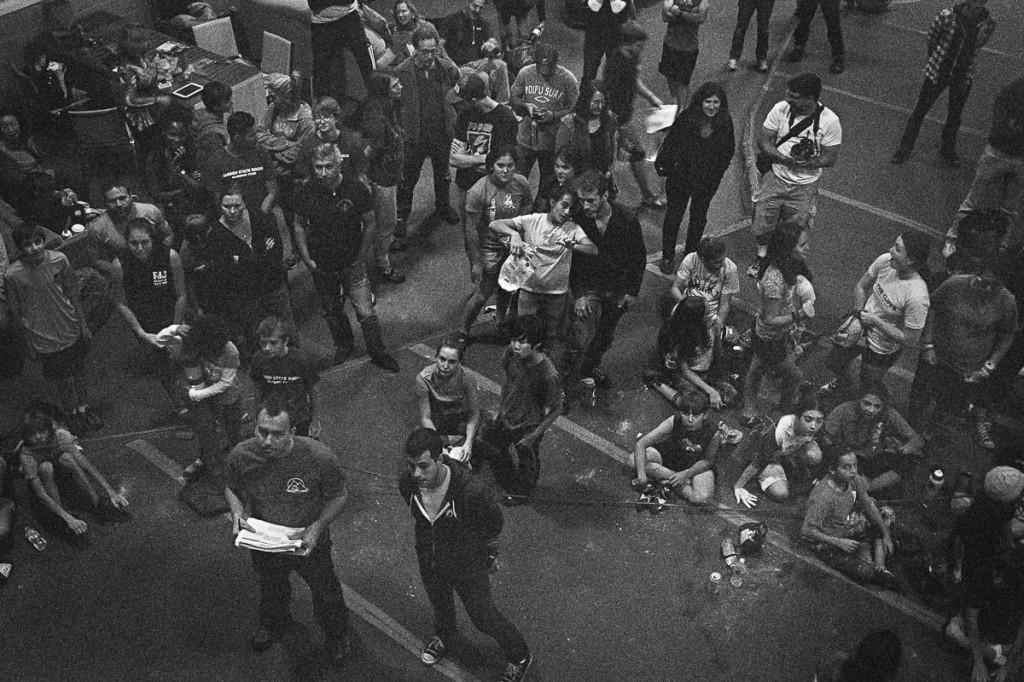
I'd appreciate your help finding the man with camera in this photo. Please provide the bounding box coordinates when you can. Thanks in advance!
[749,73,842,277]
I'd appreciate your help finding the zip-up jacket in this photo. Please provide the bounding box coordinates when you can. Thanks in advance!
[399,458,502,574]
[569,202,647,299]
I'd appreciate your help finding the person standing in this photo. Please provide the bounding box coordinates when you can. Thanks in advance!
[435,0,494,67]
[450,74,519,276]
[309,0,373,111]
[890,0,995,167]
[400,427,533,681]
[655,81,735,272]
[293,144,400,372]
[727,0,774,72]
[787,0,846,74]
[821,232,931,397]
[560,170,646,399]
[394,26,462,242]
[749,73,841,277]
[225,399,352,664]
[362,72,407,284]
[947,76,1024,246]
[202,113,280,219]
[510,44,578,192]
[4,223,101,433]
[604,21,666,209]
[659,0,709,108]
[581,0,636,85]
[555,80,618,179]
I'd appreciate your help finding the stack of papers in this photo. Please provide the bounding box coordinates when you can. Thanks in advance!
[235,518,305,553]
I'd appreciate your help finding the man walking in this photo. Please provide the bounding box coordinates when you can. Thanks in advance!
[400,427,533,682]
[226,398,351,663]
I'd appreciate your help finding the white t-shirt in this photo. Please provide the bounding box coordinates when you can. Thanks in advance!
[674,252,740,320]
[776,415,815,451]
[763,101,842,185]
[862,253,930,355]
[510,213,588,295]
[793,274,815,318]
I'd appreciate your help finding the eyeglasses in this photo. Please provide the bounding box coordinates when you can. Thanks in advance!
[785,90,812,100]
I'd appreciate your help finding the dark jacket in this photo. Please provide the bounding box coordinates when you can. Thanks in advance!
[205,209,286,299]
[434,8,493,65]
[399,457,503,574]
[556,111,619,175]
[569,202,646,298]
[655,110,735,191]
[394,55,461,145]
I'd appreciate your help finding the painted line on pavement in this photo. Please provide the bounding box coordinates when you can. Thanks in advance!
[877,20,1023,60]
[126,437,479,682]
[817,188,946,238]
[83,424,186,444]
[407,345,944,632]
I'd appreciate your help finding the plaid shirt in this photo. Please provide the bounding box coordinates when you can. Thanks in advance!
[923,5,995,85]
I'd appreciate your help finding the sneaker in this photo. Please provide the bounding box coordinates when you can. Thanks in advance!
[727,58,738,71]
[283,254,300,269]
[379,266,406,284]
[435,205,459,224]
[786,47,805,63]
[499,653,533,682]
[830,56,845,74]
[975,420,996,450]
[649,484,669,514]
[636,483,657,512]
[890,146,912,165]
[250,626,281,652]
[757,59,769,72]
[642,369,662,389]
[591,367,612,390]
[939,149,962,168]
[325,637,351,666]
[420,636,446,666]
[745,257,762,278]
[0,562,11,584]
[874,567,901,591]
[659,257,674,275]
[371,353,400,373]
[394,218,408,239]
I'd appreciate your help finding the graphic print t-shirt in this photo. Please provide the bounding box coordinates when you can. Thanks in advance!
[862,253,929,355]
[453,104,518,190]
[763,101,842,185]
[465,174,533,251]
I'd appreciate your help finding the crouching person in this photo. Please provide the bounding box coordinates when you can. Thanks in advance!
[801,450,898,589]
[633,388,720,509]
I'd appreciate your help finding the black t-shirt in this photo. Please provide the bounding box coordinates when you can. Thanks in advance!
[122,244,177,333]
[295,176,374,268]
[250,346,320,425]
[453,104,518,190]
[656,417,718,472]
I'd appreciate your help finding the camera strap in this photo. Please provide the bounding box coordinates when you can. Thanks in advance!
[773,103,823,149]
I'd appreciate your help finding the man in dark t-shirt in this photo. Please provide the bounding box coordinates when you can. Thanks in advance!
[225,400,351,663]
[292,143,399,373]
[252,316,321,438]
[203,112,279,217]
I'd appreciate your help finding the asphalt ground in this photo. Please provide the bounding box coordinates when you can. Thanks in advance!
[2,0,1024,680]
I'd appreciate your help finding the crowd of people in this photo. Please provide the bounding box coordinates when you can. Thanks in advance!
[1,0,1023,679]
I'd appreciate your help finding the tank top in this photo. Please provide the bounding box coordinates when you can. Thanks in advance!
[123,245,177,333]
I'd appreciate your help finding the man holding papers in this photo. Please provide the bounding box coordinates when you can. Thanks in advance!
[225,398,351,664]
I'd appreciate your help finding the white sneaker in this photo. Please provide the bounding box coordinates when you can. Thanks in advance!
[727,59,738,71]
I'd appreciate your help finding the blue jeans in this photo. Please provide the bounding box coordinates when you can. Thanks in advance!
[311,261,387,358]
[730,0,775,61]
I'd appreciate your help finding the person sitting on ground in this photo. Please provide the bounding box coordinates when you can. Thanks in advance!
[143,111,207,236]
[733,384,824,507]
[667,236,739,337]
[115,219,188,418]
[801,450,898,588]
[415,334,481,464]
[16,401,129,537]
[533,146,582,213]
[823,381,923,495]
[476,314,563,502]
[178,314,244,480]
[459,144,533,340]
[490,186,596,350]
[945,466,1024,682]
[633,387,721,506]
[645,296,734,410]
[250,316,321,439]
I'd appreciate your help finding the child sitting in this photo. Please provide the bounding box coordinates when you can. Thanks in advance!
[16,401,129,537]
[801,450,898,588]
[633,388,721,507]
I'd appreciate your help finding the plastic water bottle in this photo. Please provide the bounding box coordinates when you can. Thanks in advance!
[721,538,738,567]
[730,558,747,587]
[708,572,723,594]
[25,527,47,551]
[926,468,945,498]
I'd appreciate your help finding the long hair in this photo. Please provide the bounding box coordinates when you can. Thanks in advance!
[366,71,401,123]
[684,81,730,133]
[759,222,810,285]
[660,297,710,363]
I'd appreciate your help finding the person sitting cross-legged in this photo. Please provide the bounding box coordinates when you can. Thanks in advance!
[632,387,721,509]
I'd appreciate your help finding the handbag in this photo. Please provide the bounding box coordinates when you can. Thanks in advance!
[830,312,863,348]
[755,104,822,175]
